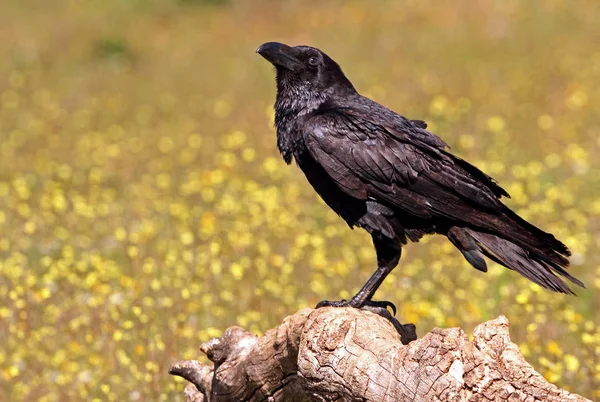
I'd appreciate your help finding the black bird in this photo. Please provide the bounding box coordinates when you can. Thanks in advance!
[256,42,584,311]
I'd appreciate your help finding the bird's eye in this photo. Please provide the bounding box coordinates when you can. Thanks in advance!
[308,57,319,67]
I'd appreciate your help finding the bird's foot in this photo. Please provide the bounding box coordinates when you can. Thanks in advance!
[315,298,397,316]
[315,298,416,344]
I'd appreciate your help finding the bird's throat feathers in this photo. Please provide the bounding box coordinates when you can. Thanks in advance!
[274,74,330,164]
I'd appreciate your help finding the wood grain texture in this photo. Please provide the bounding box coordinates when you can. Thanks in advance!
[170,307,590,401]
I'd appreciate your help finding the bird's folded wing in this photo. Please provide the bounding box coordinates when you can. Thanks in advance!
[303,109,507,221]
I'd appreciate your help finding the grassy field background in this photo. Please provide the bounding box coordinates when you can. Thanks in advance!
[0,0,599,400]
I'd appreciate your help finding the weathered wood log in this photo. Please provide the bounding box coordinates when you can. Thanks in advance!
[170,307,590,401]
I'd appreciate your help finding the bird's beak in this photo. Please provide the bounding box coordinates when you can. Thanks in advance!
[256,42,301,72]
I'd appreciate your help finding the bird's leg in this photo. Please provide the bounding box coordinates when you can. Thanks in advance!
[316,234,401,314]
[315,236,417,341]
[351,264,397,311]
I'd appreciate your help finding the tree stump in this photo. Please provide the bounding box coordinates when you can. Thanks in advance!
[169,307,590,401]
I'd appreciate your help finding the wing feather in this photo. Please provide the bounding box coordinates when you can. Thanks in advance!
[303,108,507,222]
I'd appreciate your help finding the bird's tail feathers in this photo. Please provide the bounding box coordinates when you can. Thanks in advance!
[448,227,584,294]
[501,207,571,265]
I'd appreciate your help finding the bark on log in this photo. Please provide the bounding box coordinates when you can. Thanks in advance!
[170,307,590,401]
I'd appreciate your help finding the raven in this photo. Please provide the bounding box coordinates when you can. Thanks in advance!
[257,42,584,311]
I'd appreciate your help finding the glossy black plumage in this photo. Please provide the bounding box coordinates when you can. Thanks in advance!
[257,42,583,305]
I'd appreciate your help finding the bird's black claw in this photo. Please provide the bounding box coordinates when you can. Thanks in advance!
[366,300,397,316]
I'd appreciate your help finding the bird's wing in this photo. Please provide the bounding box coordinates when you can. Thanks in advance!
[303,108,508,221]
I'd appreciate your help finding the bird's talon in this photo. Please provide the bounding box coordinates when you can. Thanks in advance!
[379,300,397,316]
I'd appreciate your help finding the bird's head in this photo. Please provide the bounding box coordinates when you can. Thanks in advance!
[257,42,356,114]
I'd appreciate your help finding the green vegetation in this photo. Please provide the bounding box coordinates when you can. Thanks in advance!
[0,0,598,400]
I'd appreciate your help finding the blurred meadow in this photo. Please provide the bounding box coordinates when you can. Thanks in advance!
[0,0,599,400]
